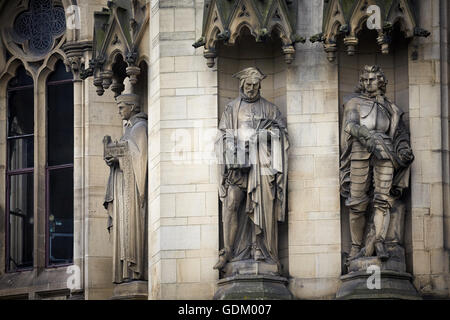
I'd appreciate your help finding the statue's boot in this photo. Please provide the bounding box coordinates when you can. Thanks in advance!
[213,249,230,270]
[374,241,389,261]
[348,245,362,261]
[373,206,390,261]
[254,248,264,261]
[348,211,366,260]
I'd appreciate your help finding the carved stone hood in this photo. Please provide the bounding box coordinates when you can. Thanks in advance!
[68,0,149,96]
[193,0,305,68]
[310,0,430,62]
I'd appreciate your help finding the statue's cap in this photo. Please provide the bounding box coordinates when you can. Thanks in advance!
[116,93,140,105]
[232,67,266,82]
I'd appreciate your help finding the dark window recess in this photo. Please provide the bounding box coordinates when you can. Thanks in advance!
[47,83,74,166]
[48,167,74,265]
[6,66,34,273]
[46,60,74,266]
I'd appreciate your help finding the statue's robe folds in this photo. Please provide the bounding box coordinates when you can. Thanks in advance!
[216,97,289,264]
[339,95,412,202]
[104,113,148,283]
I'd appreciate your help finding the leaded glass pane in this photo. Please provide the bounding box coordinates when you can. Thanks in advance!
[8,173,34,272]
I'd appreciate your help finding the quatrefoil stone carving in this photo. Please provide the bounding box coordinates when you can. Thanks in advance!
[13,0,66,55]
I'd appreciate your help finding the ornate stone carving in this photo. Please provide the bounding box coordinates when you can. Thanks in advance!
[87,0,149,96]
[337,65,418,299]
[194,0,305,68]
[213,67,291,299]
[103,93,148,285]
[311,0,431,62]
[61,41,93,80]
[14,0,66,55]
[0,0,67,62]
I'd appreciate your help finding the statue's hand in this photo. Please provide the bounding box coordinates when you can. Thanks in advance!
[105,156,118,167]
[365,137,376,154]
[399,148,414,163]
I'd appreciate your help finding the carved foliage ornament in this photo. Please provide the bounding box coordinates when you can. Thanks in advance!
[194,0,305,68]
[310,0,430,62]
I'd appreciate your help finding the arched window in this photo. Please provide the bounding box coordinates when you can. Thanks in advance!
[6,66,34,272]
[46,60,74,266]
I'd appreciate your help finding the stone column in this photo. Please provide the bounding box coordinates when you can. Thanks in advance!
[408,0,450,297]
[148,0,218,299]
[287,0,342,299]
[74,0,125,300]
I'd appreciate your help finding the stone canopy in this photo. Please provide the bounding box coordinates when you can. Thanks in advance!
[311,0,430,62]
[193,0,305,67]
[79,0,149,97]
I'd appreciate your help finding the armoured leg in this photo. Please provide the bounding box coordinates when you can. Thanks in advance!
[348,159,371,258]
[214,184,245,270]
[373,159,394,260]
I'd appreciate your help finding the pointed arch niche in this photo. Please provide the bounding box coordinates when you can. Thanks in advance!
[337,23,413,273]
[194,2,303,277]
[217,31,290,278]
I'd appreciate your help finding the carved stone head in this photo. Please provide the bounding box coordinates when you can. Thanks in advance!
[233,67,266,100]
[357,65,388,97]
[116,93,140,121]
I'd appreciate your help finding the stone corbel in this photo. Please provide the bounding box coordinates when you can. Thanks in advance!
[61,41,93,80]
[125,49,140,86]
[111,76,125,98]
[93,56,106,96]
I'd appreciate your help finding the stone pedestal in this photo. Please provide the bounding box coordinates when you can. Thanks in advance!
[337,248,420,300]
[213,260,293,300]
[336,270,420,300]
[111,281,148,300]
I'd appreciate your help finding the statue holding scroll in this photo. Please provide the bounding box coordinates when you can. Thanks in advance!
[214,67,289,273]
[103,93,148,283]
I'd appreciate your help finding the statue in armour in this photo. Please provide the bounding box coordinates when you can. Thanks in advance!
[340,65,414,263]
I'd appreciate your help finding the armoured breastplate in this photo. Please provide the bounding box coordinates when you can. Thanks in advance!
[359,100,390,133]
[353,98,393,160]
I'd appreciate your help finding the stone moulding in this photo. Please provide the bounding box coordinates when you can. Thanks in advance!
[310,0,431,62]
[193,0,305,68]
[81,0,149,97]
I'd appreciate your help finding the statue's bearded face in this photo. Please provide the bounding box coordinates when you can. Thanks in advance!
[362,72,380,96]
[243,78,261,100]
[118,102,134,121]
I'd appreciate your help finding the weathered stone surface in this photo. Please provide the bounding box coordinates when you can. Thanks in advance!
[214,275,293,300]
[111,281,148,300]
[336,271,421,300]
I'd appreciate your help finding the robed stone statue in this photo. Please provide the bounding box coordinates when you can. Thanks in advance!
[214,67,289,274]
[340,65,414,264]
[103,93,148,283]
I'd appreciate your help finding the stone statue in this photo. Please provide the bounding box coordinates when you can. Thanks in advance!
[103,93,148,284]
[214,67,289,274]
[340,65,414,264]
